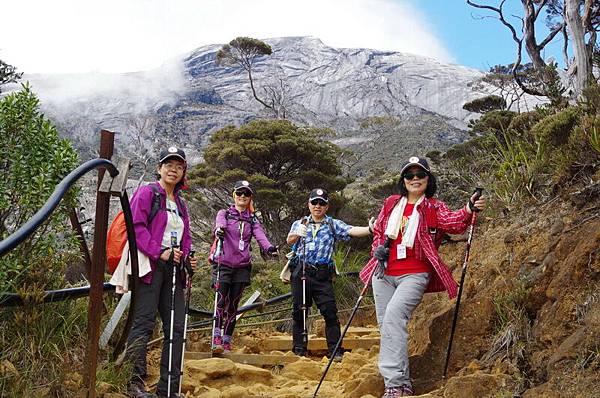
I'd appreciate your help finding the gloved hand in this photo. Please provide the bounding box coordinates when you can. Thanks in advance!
[296,224,307,238]
[373,244,389,262]
[267,245,278,254]
[216,227,225,239]
[368,217,376,234]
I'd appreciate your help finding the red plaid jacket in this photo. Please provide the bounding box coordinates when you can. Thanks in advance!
[359,195,472,299]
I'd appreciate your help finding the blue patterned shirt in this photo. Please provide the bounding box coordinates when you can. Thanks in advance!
[288,216,352,264]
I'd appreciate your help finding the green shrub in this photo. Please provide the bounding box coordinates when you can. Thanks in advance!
[531,107,579,147]
[507,110,545,138]
[471,110,516,135]
[0,84,80,294]
[581,83,600,115]
[0,84,82,396]
[463,95,506,113]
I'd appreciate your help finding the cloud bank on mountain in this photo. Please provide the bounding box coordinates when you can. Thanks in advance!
[1,0,452,74]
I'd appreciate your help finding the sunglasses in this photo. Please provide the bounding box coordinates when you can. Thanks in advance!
[403,171,428,180]
[234,190,252,197]
[310,199,328,206]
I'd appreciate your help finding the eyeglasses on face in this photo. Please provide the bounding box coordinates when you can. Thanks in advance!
[162,162,185,172]
[403,171,428,180]
[235,190,252,197]
[310,199,328,206]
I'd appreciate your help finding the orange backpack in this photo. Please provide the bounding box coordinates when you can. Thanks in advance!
[106,184,162,274]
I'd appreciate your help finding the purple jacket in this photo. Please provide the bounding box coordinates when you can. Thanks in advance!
[130,182,191,284]
[213,206,273,267]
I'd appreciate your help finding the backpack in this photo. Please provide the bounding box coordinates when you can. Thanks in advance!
[106,184,162,274]
[207,209,258,263]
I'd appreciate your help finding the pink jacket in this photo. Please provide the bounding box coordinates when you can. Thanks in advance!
[359,195,472,299]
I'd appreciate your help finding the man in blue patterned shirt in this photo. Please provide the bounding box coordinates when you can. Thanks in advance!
[287,188,372,360]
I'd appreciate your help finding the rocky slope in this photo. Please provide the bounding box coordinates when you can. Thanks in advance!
[14,37,491,165]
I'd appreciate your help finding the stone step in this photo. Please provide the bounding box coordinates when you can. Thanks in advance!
[185,352,301,367]
[261,335,380,352]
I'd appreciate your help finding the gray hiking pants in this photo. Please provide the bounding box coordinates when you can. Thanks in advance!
[125,260,185,396]
[372,272,430,388]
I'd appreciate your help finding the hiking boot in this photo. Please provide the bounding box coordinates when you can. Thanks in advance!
[223,341,232,353]
[399,385,414,396]
[127,381,157,398]
[212,336,224,354]
[328,350,344,362]
[381,385,414,397]
[293,347,307,357]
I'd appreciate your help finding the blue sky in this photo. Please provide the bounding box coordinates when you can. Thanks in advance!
[415,1,564,71]
[0,0,565,74]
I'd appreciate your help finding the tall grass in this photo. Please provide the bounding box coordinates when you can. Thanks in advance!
[484,281,532,365]
[490,130,550,205]
[0,298,88,397]
[590,126,600,154]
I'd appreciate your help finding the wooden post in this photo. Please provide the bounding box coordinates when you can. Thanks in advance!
[69,208,92,277]
[85,129,115,398]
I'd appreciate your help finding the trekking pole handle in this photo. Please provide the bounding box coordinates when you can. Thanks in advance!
[186,250,195,278]
[215,238,223,258]
[468,187,484,213]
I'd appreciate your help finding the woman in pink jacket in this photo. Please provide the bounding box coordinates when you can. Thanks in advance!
[125,146,196,398]
[360,156,485,398]
[210,180,278,353]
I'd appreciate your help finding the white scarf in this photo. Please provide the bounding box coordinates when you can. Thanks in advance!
[109,241,152,294]
[384,195,423,248]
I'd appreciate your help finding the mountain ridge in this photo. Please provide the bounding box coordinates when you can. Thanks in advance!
[10,36,493,168]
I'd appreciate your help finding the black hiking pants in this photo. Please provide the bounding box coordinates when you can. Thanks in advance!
[125,260,184,396]
[290,271,342,355]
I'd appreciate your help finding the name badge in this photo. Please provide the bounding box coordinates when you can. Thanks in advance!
[307,242,316,251]
[397,244,407,260]
[239,240,245,251]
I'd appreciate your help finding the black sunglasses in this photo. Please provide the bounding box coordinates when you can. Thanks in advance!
[310,199,328,206]
[235,190,252,197]
[403,171,428,180]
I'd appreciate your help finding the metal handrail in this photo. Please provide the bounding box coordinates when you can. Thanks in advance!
[0,158,118,256]
[1,283,116,306]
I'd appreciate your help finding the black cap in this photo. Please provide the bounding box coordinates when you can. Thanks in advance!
[233,180,253,194]
[400,156,430,175]
[309,188,329,203]
[159,146,186,163]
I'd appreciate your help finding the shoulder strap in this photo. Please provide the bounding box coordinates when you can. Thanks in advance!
[148,183,163,223]
[326,217,337,244]
[225,208,257,245]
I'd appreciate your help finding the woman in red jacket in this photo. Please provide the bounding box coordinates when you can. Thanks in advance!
[360,156,485,398]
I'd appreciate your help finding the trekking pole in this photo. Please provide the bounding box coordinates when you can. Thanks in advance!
[443,188,483,378]
[178,250,194,396]
[167,232,179,398]
[313,238,390,398]
[301,217,309,352]
[211,238,223,355]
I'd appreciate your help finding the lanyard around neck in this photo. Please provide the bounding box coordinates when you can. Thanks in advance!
[311,223,321,240]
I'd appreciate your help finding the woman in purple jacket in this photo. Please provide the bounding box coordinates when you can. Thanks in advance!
[211,180,278,353]
[125,146,196,398]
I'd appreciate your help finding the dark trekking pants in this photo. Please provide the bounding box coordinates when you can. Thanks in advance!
[211,264,251,340]
[291,271,341,355]
[125,260,184,396]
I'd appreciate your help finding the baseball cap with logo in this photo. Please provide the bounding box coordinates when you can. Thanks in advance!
[159,146,186,163]
[233,180,253,194]
[400,156,430,175]
[309,188,329,203]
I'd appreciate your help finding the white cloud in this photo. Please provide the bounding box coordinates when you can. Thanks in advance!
[0,0,452,73]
